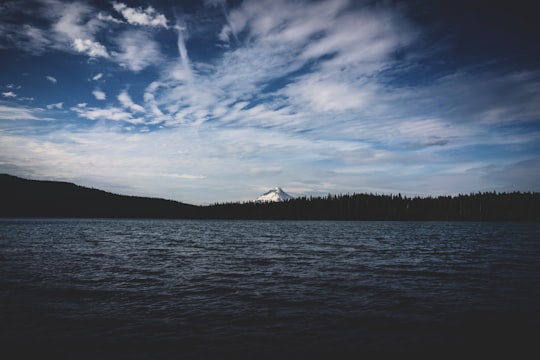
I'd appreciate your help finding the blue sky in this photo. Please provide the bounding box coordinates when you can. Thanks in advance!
[1,0,539,204]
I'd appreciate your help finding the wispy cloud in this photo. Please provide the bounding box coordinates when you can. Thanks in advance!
[118,90,145,113]
[46,76,57,84]
[18,24,51,54]
[175,27,193,82]
[114,30,162,72]
[72,38,109,58]
[91,73,103,81]
[145,0,415,133]
[92,89,106,100]
[112,2,168,28]
[97,12,123,24]
[71,106,144,124]
[49,0,109,57]
[51,1,96,40]
[46,102,63,110]
[0,104,46,121]
[2,91,17,98]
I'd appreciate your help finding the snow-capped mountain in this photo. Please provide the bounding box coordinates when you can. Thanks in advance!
[255,187,293,202]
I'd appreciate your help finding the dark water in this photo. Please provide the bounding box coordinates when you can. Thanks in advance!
[1,219,539,358]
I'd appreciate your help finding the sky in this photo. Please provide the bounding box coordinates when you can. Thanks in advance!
[1,0,539,204]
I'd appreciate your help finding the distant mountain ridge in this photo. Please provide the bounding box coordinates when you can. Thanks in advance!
[0,174,195,219]
[255,187,293,202]
[1,174,539,221]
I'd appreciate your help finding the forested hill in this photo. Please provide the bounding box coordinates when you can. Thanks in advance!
[1,174,539,221]
[0,174,196,219]
[206,192,540,221]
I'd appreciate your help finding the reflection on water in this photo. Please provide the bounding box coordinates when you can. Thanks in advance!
[1,219,539,358]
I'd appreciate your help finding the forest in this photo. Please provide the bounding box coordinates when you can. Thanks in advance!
[1,174,539,221]
[204,192,540,221]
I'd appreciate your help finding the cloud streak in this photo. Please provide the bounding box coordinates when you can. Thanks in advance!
[112,2,168,28]
[46,102,63,110]
[0,104,49,121]
[118,90,145,113]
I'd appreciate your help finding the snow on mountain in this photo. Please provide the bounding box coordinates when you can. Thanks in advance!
[255,187,293,202]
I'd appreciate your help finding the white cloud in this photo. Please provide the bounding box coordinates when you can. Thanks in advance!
[144,0,416,134]
[2,91,17,98]
[52,2,94,40]
[92,89,106,100]
[97,12,124,24]
[48,1,109,58]
[112,2,168,28]
[284,77,375,112]
[0,1,99,57]
[0,128,216,202]
[0,124,341,203]
[175,28,193,82]
[73,38,109,58]
[114,31,161,72]
[118,90,145,113]
[46,102,63,110]
[0,104,47,121]
[300,8,412,69]
[46,76,57,84]
[219,0,348,45]
[92,73,103,81]
[73,106,144,124]
[143,82,166,118]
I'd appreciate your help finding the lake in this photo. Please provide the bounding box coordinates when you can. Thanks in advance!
[1,219,539,358]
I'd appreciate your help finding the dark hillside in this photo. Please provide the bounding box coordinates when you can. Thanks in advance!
[2,174,539,221]
[0,174,196,218]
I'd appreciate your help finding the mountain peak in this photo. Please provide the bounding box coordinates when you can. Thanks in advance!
[255,187,293,202]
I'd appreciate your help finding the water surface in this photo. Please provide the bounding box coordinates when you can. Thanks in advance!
[1,219,539,358]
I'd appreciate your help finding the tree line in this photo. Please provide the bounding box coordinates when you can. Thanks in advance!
[1,174,539,221]
[202,192,540,221]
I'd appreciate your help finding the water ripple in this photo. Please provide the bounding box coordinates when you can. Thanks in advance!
[1,219,539,358]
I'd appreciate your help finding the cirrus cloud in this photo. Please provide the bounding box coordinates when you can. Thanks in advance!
[112,2,168,28]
